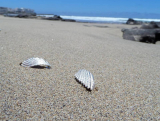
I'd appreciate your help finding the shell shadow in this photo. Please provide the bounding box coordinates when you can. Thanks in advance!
[75,78,92,92]
[19,63,51,69]
[31,66,51,69]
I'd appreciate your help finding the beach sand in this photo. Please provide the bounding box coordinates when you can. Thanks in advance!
[0,16,160,120]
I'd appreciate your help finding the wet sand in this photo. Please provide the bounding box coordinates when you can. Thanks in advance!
[0,16,160,120]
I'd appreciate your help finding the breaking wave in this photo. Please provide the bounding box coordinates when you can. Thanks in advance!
[37,14,160,23]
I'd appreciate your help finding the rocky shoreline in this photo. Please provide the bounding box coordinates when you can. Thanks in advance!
[122,20,160,44]
[3,13,76,22]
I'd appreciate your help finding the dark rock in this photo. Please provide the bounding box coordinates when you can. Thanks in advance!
[54,15,62,20]
[126,18,143,25]
[43,15,62,20]
[122,29,159,36]
[150,21,160,28]
[155,32,160,40]
[140,36,156,44]
[61,19,76,22]
[44,17,59,20]
[122,28,160,44]
[155,22,160,28]
[126,18,135,24]
[140,22,160,29]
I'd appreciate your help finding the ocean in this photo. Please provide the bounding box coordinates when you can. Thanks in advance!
[37,14,160,23]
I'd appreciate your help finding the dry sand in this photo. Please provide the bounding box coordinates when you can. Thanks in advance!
[0,16,160,120]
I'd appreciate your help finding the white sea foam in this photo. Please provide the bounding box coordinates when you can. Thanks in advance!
[132,18,160,22]
[37,14,160,23]
[61,15,160,23]
[61,15,127,23]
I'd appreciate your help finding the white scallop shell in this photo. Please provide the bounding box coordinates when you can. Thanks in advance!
[20,57,51,68]
[75,69,94,90]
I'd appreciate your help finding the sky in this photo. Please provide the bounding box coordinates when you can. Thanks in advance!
[1,0,160,18]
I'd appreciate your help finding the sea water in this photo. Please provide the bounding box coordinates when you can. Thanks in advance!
[37,14,160,23]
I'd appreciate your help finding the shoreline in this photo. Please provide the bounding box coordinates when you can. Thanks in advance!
[1,14,126,24]
[3,14,160,24]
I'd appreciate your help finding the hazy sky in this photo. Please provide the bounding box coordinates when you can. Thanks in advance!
[1,0,160,18]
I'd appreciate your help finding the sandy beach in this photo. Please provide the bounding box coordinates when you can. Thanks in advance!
[0,16,160,120]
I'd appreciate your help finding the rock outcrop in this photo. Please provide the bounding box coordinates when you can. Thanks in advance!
[43,15,62,20]
[42,15,76,22]
[61,19,76,22]
[126,18,143,25]
[140,21,160,29]
[122,22,160,44]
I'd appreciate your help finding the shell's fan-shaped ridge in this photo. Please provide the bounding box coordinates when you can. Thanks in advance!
[75,69,94,90]
[20,57,51,68]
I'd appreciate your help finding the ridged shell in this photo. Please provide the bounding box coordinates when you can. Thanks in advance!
[75,69,94,90]
[20,57,51,68]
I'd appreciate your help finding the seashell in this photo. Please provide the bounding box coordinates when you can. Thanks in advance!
[20,57,51,68]
[75,69,94,90]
